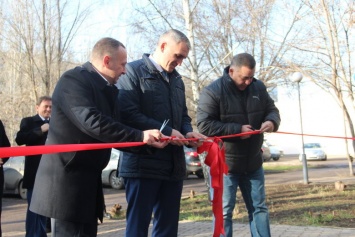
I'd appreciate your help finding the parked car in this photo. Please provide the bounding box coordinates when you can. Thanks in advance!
[184,146,204,179]
[3,156,27,199]
[299,142,327,161]
[262,142,272,162]
[265,141,283,161]
[4,149,125,199]
[102,148,125,189]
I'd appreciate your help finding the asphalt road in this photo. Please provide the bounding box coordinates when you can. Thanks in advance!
[2,155,354,236]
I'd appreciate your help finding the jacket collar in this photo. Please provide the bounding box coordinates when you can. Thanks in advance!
[141,54,181,80]
[81,62,109,90]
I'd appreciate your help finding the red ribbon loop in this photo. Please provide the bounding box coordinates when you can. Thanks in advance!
[198,137,228,237]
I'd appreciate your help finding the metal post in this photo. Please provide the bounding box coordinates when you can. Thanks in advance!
[296,81,309,184]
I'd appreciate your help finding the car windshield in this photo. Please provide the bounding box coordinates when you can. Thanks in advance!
[304,143,321,149]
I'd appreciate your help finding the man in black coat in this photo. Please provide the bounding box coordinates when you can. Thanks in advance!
[0,119,11,236]
[15,96,52,237]
[29,37,166,237]
[197,53,280,237]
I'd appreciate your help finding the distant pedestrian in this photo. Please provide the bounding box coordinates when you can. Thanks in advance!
[15,96,52,237]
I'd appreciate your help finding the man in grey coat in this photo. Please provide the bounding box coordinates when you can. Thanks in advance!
[30,37,166,236]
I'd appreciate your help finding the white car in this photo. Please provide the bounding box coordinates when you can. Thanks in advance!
[299,143,327,161]
[3,156,27,199]
[266,142,283,161]
[4,149,125,199]
[101,148,125,189]
[262,142,272,162]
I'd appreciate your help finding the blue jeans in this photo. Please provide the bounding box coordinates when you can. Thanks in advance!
[222,167,270,237]
[26,188,47,237]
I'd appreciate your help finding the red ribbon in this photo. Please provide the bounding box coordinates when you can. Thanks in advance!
[0,142,146,158]
[198,137,228,237]
[276,131,355,140]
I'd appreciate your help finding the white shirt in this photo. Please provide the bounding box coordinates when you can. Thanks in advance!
[149,55,169,82]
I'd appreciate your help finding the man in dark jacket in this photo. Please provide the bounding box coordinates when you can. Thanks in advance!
[29,37,165,237]
[117,29,205,237]
[197,53,280,237]
[15,96,52,237]
[0,119,10,236]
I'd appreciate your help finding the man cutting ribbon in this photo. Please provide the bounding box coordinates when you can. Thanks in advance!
[197,53,281,237]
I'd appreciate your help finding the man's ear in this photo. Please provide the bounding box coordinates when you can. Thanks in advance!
[229,66,234,74]
[103,55,110,67]
[160,42,167,52]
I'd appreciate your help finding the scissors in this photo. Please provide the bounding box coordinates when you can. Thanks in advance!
[159,119,169,132]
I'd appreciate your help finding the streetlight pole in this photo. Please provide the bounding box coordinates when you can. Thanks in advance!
[292,72,309,184]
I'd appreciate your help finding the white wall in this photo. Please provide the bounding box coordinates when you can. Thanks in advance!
[267,81,353,156]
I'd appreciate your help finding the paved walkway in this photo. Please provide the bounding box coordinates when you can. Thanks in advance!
[4,157,355,237]
[4,220,354,237]
[94,219,355,237]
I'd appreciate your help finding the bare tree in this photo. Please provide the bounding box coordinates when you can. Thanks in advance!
[124,0,302,124]
[0,0,90,142]
[289,0,355,175]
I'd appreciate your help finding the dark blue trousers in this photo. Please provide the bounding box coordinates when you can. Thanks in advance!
[26,188,47,237]
[51,218,97,237]
[124,178,183,237]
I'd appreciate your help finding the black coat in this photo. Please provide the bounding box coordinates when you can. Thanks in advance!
[117,54,193,180]
[197,66,281,174]
[0,119,10,236]
[30,62,144,223]
[15,114,48,189]
[1,119,11,192]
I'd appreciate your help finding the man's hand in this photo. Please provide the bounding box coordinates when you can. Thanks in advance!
[170,129,188,146]
[240,125,254,139]
[185,131,206,147]
[259,121,274,133]
[41,123,49,133]
[143,129,168,149]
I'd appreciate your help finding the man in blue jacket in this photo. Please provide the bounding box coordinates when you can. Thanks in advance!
[117,29,205,237]
[197,53,281,237]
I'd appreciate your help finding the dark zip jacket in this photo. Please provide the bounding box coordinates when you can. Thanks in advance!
[117,54,193,180]
[197,66,281,174]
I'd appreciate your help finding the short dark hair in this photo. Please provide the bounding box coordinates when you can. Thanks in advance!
[91,37,125,61]
[37,96,52,106]
[160,29,191,50]
[231,53,256,69]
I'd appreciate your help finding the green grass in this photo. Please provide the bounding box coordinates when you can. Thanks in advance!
[263,165,303,172]
[108,166,355,228]
[263,163,324,172]
[178,183,355,228]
